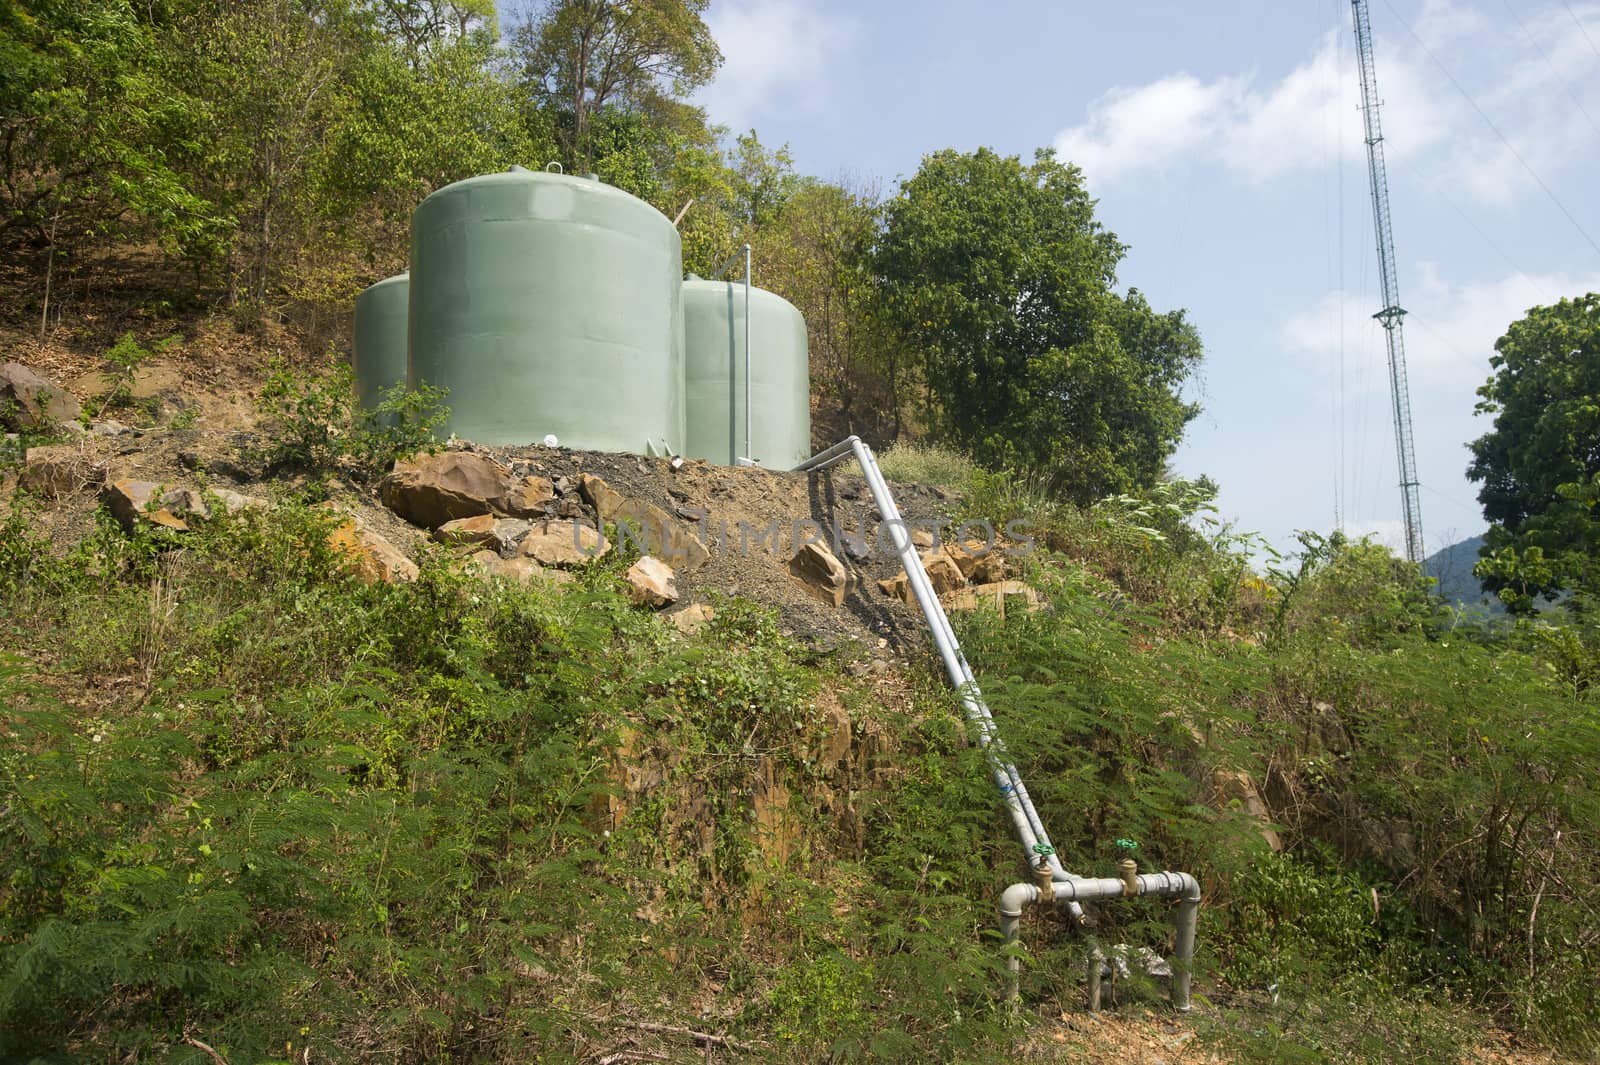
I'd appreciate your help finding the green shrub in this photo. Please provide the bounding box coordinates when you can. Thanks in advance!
[256,357,449,483]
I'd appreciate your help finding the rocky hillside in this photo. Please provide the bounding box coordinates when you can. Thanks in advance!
[3,354,1595,1065]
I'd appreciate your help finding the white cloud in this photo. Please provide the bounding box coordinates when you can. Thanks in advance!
[1053,3,1600,205]
[1282,265,1600,388]
[697,0,858,129]
[1277,266,1600,545]
[1053,73,1246,182]
[1054,30,1448,184]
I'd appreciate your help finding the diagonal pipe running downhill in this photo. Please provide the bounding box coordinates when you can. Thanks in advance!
[796,436,1201,1010]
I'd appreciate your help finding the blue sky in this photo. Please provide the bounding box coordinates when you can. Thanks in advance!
[519,0,1600,554]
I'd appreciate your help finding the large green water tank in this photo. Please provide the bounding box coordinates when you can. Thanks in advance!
[682,278,810,467]
[408,168,684,451]
[353,272,409,414]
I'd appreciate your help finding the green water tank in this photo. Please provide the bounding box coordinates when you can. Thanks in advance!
[682,278,810,467]
[353,272,409,415]
[408,168,684,451]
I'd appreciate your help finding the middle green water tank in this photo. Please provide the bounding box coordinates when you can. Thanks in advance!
[682,278,810,467]
[408,168,684,451]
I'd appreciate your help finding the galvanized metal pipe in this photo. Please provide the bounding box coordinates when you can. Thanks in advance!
[795,438,1061,873]
[797,437,1203,1011]
[796,437,1068,885]
[709,243,755,463]
[743,243,752,463]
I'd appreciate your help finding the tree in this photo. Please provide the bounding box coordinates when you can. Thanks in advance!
[512,0,720,170]
[750,177,890,440]
[0,0,223,260]
[874,147,1203,502]
[1467,293,1600,613]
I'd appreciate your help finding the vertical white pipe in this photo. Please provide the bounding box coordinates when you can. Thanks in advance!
[743,243,752,462]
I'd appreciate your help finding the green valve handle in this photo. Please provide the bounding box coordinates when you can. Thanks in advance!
[1032,843,1055,858]
[1114,838,1139,854]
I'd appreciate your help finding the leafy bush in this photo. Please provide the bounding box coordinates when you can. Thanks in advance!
[0,502,1023,1061]
[95,331,181,418]
[256,358,448,482]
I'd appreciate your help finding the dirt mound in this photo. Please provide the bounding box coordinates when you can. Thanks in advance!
[6,427,970,659]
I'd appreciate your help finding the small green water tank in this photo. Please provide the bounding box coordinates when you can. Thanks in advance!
[353,272,409,415]
[682,278,810,467]
[407,167,684,451]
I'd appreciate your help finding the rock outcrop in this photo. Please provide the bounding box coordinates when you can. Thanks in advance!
[790,542,848,607]
[624,555,678,607]
[325,511,418,584]
[941,579,1040,617]
[380,452,551,529]
[518,519,610,567]
[1,363,80,431]
[580,473,709,573]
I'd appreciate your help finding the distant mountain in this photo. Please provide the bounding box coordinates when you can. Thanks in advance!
[1425,534,1502,612]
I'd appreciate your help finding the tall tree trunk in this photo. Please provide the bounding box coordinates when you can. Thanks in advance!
[37,203,60,342]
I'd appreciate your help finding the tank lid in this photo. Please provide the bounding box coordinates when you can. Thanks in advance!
[508,164,529,173]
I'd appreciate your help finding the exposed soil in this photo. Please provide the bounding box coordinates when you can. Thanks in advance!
[462,439,965,653]
[5,423,979,664]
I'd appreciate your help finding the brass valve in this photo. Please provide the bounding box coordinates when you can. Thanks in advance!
[1034,860,1055,902]
[1118,858,1139,896]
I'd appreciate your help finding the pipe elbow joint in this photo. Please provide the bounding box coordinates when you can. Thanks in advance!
[999,882,1039,919]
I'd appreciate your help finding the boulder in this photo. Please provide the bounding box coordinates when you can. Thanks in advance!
[665,602,715,634]
[790,541,848,607]
[434,514,529,554]
[19,443,107,498]
[101,479,195,532]
[502,475,554,516]
[577,472,625,520]
[876,551,965,606]
[945,538,1008,584]
[1212,769,1283,852]
[380,452,518,528]
[469,550,574,586]
[921,549,966,596]
[519,519,610,568]
[624,555,678,607]
[941,579,1041,618]
[611,498,711,573]
[837,530,872,562]
[877,572,912,605]
[203,487,267,515]
[0,363,80,431]
[326,513,418,584]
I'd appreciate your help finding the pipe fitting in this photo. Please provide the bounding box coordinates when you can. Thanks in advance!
[998,881,1039,919]
[1118,858,1140,896]
[1034,861,1056,902]
[998,882,1040,1003]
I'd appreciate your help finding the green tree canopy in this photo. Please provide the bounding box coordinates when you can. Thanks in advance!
[1468,293,1600,613]
[874,147,1203,503]
[513,0,721,170]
